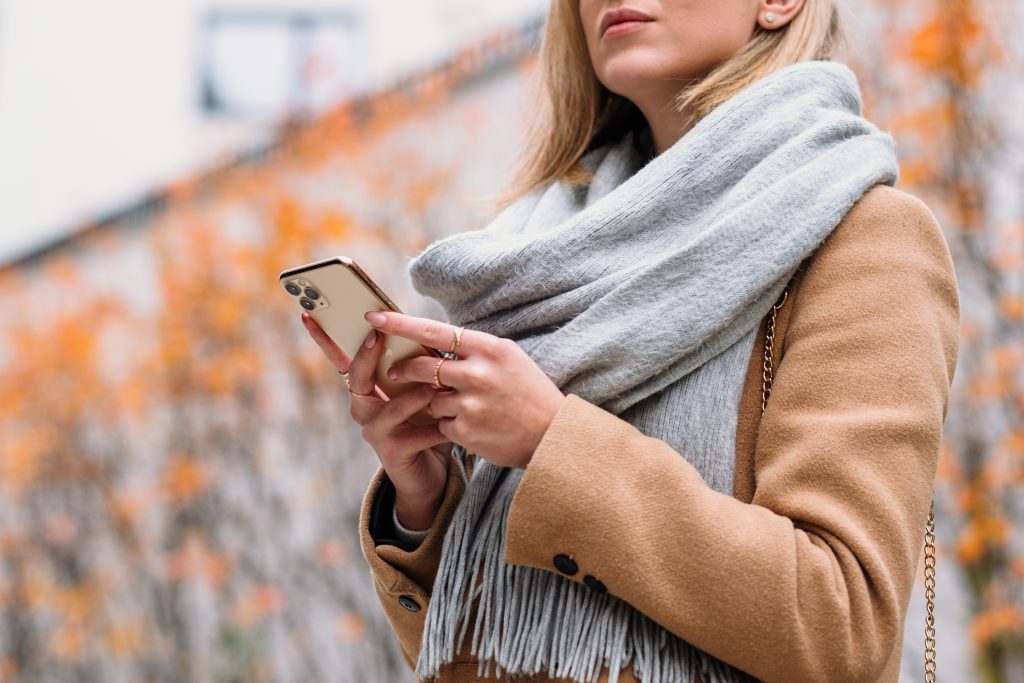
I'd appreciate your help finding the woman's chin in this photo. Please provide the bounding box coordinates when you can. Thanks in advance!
[597,53,693,95]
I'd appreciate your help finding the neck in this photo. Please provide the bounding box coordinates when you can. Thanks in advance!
[629,87,698,155]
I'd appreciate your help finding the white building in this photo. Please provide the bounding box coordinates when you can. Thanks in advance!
[0,0,546,265]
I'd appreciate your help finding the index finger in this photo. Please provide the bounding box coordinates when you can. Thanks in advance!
[302,313,352,371]
[364,311,484,357]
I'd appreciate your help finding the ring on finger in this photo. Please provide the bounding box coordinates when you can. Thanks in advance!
[345,377,373,397]
[432,357,452,391]
[447,326,464,356]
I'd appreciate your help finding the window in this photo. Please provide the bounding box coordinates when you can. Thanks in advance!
[199,8,363,119]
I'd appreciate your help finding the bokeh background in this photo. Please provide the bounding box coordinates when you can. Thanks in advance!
[0,1,1021,681]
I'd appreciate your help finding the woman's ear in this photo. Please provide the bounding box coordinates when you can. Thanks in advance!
[756,0,807,30]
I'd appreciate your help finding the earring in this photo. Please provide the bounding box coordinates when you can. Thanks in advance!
[764,11,777,23]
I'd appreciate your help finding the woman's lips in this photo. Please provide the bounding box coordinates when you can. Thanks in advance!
[600,8,654,38]
[603,20,652,38]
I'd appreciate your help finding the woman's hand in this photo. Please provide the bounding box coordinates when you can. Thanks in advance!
[366,310,566,470]
[300,312,450,531]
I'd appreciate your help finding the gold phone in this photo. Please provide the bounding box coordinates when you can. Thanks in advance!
[279,256,445,425]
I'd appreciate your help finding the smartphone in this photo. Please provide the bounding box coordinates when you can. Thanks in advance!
[279,255,446,425]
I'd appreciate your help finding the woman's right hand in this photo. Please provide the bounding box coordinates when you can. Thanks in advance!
[301,312,451,531]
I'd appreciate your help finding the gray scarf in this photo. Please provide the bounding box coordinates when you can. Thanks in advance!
[405,60,899,682]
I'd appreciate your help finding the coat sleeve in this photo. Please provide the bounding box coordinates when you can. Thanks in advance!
[358,455,467,670]
[503,186,961,683]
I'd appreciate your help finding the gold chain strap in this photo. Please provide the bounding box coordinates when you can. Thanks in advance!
[759,287,937,681]
[924,500,937,681]
[760,289,787,413]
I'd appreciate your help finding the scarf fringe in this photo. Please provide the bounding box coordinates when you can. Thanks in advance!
[416,457,753,683]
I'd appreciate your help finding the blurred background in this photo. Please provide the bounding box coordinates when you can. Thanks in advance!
[0,0,1020,681]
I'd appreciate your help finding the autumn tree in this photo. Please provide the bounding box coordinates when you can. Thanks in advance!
[854,1,1024,680]
[0,27,538,683]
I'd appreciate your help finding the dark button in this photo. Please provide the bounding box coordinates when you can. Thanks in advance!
[583,575,607,593]
[552,554,578,576]
[397,595,420,613]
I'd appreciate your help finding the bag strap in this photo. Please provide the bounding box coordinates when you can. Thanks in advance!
[759,287,937,681]
[925,502,937,681]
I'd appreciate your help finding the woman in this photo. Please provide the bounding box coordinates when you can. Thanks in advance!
[302,0,960,681]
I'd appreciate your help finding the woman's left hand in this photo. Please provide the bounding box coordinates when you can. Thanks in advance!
[365,310,565,470]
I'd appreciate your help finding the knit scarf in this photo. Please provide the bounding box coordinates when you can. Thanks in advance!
[405,60,899,682]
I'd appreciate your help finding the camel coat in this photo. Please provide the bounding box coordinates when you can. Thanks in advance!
[357,184,961,682]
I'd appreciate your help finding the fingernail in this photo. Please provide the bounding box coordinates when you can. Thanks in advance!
[365,311,386,326]
[364,330,376,348]
[387,366,397,380]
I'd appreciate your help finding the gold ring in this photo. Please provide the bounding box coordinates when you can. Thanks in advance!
[447,327,464,355]
[432,357,451,390]
[345,378,373,397]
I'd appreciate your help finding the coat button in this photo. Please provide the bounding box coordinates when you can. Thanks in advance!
[583,575,607,594]
[552,554,578,576]
[397,595,421,613]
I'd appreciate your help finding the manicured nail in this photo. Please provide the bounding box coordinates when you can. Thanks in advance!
[365,311,386,326]
[364,330,376,349]
[387,366,397,380]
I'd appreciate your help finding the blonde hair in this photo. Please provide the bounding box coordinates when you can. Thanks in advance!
[497,0,844,208]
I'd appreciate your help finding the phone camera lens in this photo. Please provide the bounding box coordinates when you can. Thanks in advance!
[304,288,320,300]
[285,282,301,296]
[300,298,315,311]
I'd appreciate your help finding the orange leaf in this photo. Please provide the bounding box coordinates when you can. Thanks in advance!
[998,295,1024,320]
[164,533,231,586]
[48,623,87,661]
[955,527,985,565]
[316,538,349,567]
[105,620,145,658]
[335,611,366,643]
[233,585,284,626]
[162,455,212,502]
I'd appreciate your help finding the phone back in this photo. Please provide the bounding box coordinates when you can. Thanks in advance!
[279,258,439,401]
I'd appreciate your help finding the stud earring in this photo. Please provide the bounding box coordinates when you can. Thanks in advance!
[764,11,777,23]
